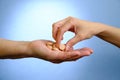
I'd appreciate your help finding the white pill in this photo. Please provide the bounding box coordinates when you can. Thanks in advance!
[59,44,65,51]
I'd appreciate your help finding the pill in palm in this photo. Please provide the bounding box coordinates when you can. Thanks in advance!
[46,42,65,51]
[59,44,65,51]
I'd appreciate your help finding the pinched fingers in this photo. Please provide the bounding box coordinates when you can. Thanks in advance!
[66,31,92,51]
[52,17,70,40]
[55,22,73,48]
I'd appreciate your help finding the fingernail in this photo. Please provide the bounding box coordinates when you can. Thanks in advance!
[89,49,93,53]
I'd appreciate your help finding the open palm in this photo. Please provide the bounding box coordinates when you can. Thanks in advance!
[29,40,93,63]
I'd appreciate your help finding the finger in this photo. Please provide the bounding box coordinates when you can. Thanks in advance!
[50,50,78,62]
[52,17,70,40]
[55,21,73,48]
[50,47,93,63]
[52,24,61,40]
[64,47,93,61]
[65,33,86,51]
[76,47,93,56]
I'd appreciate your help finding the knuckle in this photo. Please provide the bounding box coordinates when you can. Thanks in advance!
[52,23,56,27]
[67,16,74,23]
[52,23,60,28]
[67,16,72,19]
[58,27,65,33]
[52,24,57,28]
[68,16,73,19]
[68,17,76,26]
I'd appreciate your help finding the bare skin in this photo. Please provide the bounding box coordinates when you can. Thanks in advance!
[0,39,93,63]
[1,16,119,63]
[52,16,120,51]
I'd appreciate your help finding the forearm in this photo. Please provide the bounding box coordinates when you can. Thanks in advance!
[0,39,31,59]
[97,24,120,47]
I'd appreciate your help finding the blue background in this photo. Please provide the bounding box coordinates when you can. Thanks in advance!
[0,0,120,80]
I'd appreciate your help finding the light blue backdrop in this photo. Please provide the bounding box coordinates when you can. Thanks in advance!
[0,0,120,80]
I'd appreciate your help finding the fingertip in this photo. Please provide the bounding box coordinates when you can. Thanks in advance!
[77,47,94,56]
[66,35,81,50]
[52,23,60,41]
[65,41,74,51]
[85,51,92,56]
[82,47,94,54]
[55,40,61,48]
[89,48,93,53]
[65,45,71,51]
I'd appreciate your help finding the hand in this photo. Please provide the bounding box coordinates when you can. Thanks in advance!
[52,16,106,50]
[28,40,93,63]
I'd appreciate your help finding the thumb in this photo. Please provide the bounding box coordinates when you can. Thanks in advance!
[66,34,86,51]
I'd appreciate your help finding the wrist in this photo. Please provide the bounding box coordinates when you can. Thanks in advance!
[95,23,110,37]
[22,41,33,58]
[12,41,33,58]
